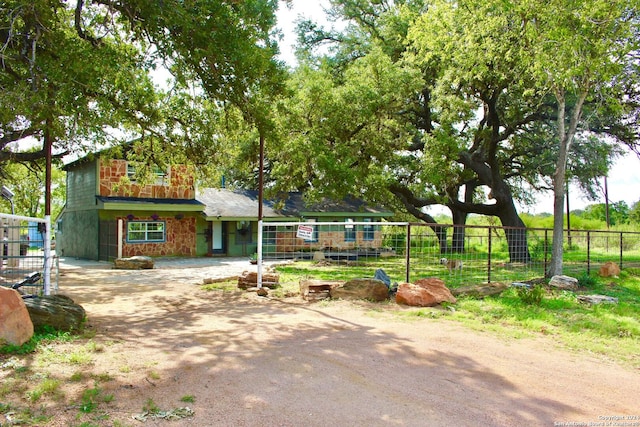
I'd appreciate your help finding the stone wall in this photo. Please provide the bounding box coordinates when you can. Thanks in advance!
[122,216,196,257]
[99,159,195,200]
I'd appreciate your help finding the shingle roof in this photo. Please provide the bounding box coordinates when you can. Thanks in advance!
[196,188,390,219]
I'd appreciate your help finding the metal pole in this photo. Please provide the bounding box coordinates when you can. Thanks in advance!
[405,224,411,283]
[257,131,265,289]
[487,226,492,284]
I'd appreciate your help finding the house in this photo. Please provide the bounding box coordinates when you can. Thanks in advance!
[56,151,392,261]
[197,188,391,257]
[56,152,206,260]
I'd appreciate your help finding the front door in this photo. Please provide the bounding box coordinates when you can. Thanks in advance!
[212,221,226,255]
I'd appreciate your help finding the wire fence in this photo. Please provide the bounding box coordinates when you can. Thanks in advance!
[259,221,640,289]
[0,213,57,296]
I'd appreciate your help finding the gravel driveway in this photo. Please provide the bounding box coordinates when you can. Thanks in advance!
[42,256,640,426]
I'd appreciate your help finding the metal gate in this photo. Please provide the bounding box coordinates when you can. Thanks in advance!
[0,213,55,295]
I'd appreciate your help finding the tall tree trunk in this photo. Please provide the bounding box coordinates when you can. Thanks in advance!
[548,88,588,277]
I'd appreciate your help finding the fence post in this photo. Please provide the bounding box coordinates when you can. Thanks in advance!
[43,215,51,295]
[619,232,623,269]
[587,231,591,275]
[544,229,549,274]
[405,223,411,283]
[487,226,492,284]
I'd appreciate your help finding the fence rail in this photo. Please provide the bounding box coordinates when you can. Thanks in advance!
[257,221,640,289]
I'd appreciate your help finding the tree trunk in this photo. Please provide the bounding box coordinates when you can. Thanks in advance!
[451,208,467,253]
[548,88,588,277]
[497,203,531,263]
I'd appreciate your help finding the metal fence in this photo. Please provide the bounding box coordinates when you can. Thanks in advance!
[257,221,640,288]
[0,213,57,296]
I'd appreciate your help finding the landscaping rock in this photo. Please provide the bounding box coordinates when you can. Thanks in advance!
[330,278,389,302]
[237,271,280,289]
[396,278,457,307]
[24,294,86,332]
[0,287,34,346]
[549,275,578,291]
[114,256,154,270]
[577,294,619,305]
[599,262,621,278]
[373,268,392,288]
[313,251,325,261]
[453,282,509,298]
[300,279,343,301]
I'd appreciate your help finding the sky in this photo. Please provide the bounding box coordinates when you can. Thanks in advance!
[275,1,640,215]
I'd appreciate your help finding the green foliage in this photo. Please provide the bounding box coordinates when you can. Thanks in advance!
[516,285,545,306]
[583,202,630,226]
[577,272,599,288]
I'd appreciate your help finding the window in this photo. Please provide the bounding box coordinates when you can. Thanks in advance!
[344,218,355,242]
[264,225,277,245]
[235,221,252,244]
[127,221,165,243]
[126,163,170,185]
[363,218,375,241]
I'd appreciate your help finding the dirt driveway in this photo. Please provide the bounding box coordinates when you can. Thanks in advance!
[40,257,640,426]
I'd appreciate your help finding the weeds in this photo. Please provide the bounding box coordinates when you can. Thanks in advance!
[143,398,160,414]
[517,285,545,305]
[26,377,62,402]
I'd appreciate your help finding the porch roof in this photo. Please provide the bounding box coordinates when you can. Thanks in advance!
[96,196,205,212]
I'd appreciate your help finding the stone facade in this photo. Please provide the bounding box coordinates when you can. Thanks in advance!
[99,159,195,199]
[121,216,197,257]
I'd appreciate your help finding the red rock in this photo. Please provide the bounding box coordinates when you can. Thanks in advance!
[599,261,620,278]
[0,287,34,346]
[396,278,457,307]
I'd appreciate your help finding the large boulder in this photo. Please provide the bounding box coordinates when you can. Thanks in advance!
[114,256,154,270]
[330,278,389,302]
[24,295,86,332]
[0,287,34,346]
[549,275,578,291]
[396,278,457,307]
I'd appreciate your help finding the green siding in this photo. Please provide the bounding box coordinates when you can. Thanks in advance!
[56,210,100,260]
[195,216,210,256]
[66,161,97,210]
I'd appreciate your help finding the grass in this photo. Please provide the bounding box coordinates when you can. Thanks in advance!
[268,258,640,367]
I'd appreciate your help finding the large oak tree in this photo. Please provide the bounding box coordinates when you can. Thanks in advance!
[263,0,638,264]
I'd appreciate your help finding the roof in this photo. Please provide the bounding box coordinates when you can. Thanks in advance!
[196,188,391,220]
[96,196,204,212]
[63,144,132,171]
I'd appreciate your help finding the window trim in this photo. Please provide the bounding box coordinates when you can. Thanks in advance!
[126,220,166,243]
[344,218,356,242]
[363,218,375,241]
